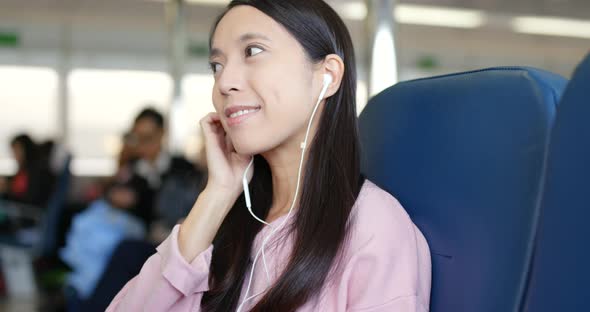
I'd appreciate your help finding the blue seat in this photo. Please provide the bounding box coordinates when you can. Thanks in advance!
[358,67,567,311]
[522,54,590,311]
[37,155,72,256]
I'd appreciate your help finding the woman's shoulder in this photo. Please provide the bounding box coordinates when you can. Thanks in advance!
[353,179,414,231]
[348,179,424,253]
[329,179,431,310]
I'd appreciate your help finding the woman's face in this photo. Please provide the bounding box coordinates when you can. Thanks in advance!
[209,5,323,155]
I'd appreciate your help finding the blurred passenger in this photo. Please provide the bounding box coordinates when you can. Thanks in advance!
[0,134,54,207]
[63,107,206,311]
[60,131,147,310]
[105,107,204,231]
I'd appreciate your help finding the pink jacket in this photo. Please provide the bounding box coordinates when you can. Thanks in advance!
[107,179,431,311]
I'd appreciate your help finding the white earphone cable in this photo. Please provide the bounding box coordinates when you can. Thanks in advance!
[237,75,331,312]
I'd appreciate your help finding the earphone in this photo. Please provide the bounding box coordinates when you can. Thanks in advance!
[237,73,332,312]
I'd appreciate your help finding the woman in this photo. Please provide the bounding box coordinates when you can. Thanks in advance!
[107,1,431,311]
[0,134,53,206]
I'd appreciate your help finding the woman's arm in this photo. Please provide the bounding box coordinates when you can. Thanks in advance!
[106,224,214,311]
[108,110,258,310]
[178,187,234,262]
[106,187,232,311]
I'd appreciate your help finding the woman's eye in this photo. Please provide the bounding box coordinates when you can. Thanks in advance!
[246,46,263,57]
[209,62,222,74]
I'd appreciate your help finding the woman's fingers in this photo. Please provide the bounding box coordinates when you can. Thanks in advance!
[201,113,224,142]
[204,112,235,154]
[201,112,221,136]
[200,113,227,159]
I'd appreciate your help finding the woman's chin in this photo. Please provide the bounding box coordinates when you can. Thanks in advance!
[234,140,279,157]
[233,141,260,156]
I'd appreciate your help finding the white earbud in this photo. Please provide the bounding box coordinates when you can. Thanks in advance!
[321,73,332,99]
[237,72,334,312]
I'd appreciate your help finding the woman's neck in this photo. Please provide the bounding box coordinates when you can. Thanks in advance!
[263,143,309,222]
[262,117,320,221]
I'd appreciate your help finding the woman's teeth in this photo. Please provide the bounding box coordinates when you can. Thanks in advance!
[229,107,260,118]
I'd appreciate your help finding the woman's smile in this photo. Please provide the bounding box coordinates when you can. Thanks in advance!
[227,106,262,127]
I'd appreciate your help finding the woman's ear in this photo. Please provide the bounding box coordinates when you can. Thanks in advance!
[322,54,345,98]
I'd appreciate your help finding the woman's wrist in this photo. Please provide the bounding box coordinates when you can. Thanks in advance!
[178,187,234,262]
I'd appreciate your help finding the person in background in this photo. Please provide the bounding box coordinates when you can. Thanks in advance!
[105,107,203,231]
[0,134,54,207]
[64,107,206,311]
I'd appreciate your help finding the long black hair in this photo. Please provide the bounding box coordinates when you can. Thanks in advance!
[202,1,364,311]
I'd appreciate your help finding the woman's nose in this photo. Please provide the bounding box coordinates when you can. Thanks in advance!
[217,62,245,95]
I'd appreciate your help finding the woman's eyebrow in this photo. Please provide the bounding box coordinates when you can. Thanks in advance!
[209,48,223,61]
[238,32,271,43]
[209,32,271,60]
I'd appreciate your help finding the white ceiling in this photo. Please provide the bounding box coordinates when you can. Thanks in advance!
[0,0,588,77]
[405,0,590,20]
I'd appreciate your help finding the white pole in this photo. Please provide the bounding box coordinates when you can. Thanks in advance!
[366,0,399,96]
[165,0,187,155]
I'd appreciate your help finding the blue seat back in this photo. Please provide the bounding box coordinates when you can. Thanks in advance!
[38,155,72,256]
[523,54,590,311]
[358,67,567,311]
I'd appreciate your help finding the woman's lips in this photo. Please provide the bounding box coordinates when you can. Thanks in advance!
[227,108,261,127]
